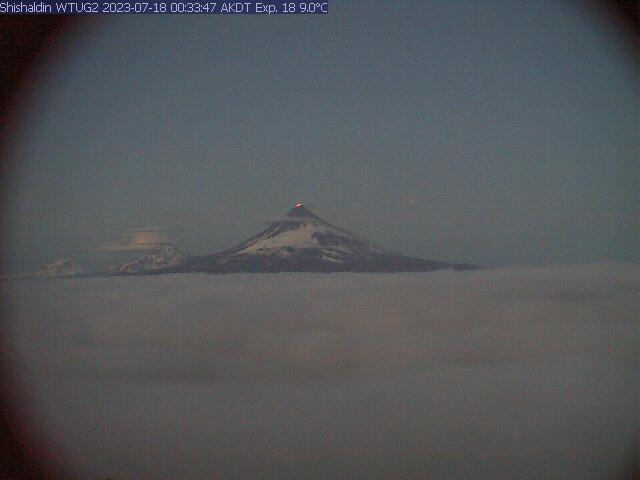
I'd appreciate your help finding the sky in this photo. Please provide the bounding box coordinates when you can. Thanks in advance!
[3,0,639,272]
[6,264,640,479]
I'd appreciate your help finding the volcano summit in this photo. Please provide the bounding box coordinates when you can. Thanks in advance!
[173,204,478,274]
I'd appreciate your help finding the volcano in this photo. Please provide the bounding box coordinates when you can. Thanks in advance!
[106,244,185,275]
[178,205,478,274]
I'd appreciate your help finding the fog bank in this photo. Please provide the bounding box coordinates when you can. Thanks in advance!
[5,263,640,479]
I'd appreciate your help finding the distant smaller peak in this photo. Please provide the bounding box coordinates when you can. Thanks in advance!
[286,204,320,219]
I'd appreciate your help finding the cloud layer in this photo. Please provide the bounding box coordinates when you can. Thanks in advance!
[5,264,640,479]
[99,228,175,252]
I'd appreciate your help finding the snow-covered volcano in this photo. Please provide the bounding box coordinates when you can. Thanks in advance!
[181,205,477,273]
[106,244,184,275]
[31,258,83,279]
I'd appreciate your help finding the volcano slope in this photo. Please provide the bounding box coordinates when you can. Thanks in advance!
[179,205,478,274]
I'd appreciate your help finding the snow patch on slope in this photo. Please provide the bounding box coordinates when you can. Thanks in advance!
[235,222,325,254]
[31,258,83,279]
[107,244,184,274]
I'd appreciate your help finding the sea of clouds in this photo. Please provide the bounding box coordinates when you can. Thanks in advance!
[4,263,640,479]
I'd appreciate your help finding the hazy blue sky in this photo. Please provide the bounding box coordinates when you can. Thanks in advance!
[4,0,639,271]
